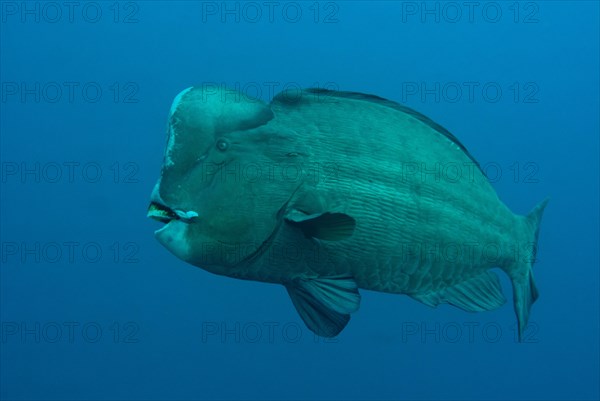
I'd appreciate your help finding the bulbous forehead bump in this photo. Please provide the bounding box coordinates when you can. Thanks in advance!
[170,87,194,118]
[164,87,194,169]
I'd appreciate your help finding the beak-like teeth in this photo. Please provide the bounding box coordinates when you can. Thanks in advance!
[147,202,199,224]
[147,202,177,223]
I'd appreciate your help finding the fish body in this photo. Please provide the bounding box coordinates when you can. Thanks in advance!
[149,86,548,338]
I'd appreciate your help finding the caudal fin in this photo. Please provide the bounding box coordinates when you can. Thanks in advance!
[509,198,549,341]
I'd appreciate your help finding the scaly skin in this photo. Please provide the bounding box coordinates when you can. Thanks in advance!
[235,92,529,295]
[151,87,542,339]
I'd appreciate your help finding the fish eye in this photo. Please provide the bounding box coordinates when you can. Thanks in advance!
[216,139,229,151]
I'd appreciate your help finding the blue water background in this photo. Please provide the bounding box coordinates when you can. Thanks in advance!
[1,1,598,400]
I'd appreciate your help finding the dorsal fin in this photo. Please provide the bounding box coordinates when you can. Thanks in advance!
[272,88,484,175]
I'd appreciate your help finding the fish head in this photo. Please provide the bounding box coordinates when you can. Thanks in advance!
[148,86,300,276]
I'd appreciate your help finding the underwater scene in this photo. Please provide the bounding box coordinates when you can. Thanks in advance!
[1,1,599,400]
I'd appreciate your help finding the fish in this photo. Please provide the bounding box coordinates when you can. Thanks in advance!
[148,85,548,339]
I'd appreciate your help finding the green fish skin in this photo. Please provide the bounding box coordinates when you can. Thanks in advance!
[148,86,548,339]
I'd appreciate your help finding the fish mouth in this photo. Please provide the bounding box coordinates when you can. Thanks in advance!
[147,201,199,233]
[147,201,178,224]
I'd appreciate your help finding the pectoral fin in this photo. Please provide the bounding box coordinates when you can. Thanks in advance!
[285,210,356,241]
[411,270,506,312]
[285,275,361,337]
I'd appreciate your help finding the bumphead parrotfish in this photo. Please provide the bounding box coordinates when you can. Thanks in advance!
[148,86,548,339]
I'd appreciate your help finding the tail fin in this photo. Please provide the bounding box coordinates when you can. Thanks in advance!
[510,198,549,341]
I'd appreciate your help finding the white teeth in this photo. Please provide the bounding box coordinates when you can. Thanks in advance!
[174,210,199,221]
[147,203,169,218]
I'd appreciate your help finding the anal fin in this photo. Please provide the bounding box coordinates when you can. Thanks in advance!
[411,270,506,312]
